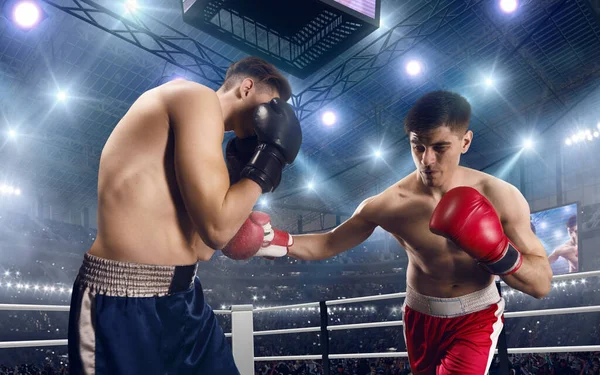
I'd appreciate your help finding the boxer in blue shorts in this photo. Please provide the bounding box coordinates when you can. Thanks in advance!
[68,56,302,374]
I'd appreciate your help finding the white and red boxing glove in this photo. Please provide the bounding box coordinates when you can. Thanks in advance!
[221,211,292,260]
[429,186,523,276]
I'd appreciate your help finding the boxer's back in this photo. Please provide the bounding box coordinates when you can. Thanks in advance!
[89,82,213,265]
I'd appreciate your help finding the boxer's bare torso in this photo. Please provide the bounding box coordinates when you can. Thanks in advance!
[549,241,578,272]
[89,81,216,265]
[361,167,514,298]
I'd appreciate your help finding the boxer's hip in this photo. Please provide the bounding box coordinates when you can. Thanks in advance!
[402,283,504,375]
[404,281,501,318]
[68,254,238,375]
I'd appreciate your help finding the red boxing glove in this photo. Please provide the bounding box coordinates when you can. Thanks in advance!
[221,211,292,260]
[429,186,523,276]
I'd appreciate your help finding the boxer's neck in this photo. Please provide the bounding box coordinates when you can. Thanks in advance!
[216,88,254,138]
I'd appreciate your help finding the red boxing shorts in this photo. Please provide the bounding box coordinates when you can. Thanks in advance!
[402,282,504,375]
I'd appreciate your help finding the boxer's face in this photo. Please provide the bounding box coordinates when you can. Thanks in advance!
[230,78,280,135]
[410,125,472,187]
[567,224,577,244]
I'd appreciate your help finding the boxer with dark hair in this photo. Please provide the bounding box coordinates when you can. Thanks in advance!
[224,90,552,375]
[548,215,579,272]
[68,56,302,375]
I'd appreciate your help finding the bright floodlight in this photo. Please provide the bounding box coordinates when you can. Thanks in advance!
[258,197,268,206]
[565,138,572,146]
[499,0,518,13]
[587,135,593,141]
[374,150,382,158]
[523,138,533,150]
[594,131,599,138]
[307,182,314,190]
[8,129,17,139]
[322,111,336,126]
[12,1,41,29]
[406,60,422,76]
[125,0,138,13]
[14,189,21,196]
[57,91,67,101]
[485,77,494,87]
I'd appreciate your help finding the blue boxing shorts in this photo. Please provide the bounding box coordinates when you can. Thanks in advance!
[68,253,240,375]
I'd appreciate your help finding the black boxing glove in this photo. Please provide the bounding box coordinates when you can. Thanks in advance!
[225,135,258,184]
[241,98,302,193]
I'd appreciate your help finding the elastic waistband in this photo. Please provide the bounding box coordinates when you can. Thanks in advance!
[75,253,198,297]
[404,282,501,318]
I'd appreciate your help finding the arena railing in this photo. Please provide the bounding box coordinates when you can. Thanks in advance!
[1,270,599,375]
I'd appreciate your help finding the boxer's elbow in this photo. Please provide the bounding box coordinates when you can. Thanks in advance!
[197,225,230,250]
[531,268,552,299]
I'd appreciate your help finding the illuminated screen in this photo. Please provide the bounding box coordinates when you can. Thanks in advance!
[333,0,377,18]
[530,203,578,275]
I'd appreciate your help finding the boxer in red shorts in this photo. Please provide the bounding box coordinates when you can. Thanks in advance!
[222,91,553,375]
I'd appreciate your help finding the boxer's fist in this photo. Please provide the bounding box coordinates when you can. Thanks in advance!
[221,212,292,260]
[429,186,522,276]
[241,98,303,193]
[225,135,258,184]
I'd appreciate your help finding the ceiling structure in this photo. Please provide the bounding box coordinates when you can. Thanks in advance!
[1,0,600,232]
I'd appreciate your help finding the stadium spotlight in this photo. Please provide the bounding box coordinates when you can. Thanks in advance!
[258,197,268,207]
[499,0,518,13]
[565,138,572,146]
[374,150,382,158]
[485,77,494,87]
[57,91,67,102]
[406,60,422,76]
[8,129,17,139]
[125,0,138,13]
[307,182,315,190]
[522,138,533,150]
[322,111,336,126]
[9,1,44,29]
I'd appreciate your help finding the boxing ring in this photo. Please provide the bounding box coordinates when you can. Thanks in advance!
[1,270,600,375]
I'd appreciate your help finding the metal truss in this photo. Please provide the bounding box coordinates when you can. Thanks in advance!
[45,0,481,120]
[290,0,483,121]
[41,0,232,86]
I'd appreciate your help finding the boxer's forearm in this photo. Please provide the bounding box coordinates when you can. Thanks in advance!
[501,253,552,299]
[288,233,337,260]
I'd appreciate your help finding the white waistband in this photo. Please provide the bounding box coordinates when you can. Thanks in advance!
[404,282,501,318]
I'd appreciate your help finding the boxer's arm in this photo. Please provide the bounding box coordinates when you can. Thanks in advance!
[165,81,262,249]
[488,183,553,298]
[288,197,378,260]
[548,245,566,264]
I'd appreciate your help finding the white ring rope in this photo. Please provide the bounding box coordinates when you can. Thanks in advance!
[0,304,70,312]
[1,271,599,351]
[0,340,67,349]
[326,292,407,306]
[328,320,404,331]
[253,301,321,313]
[254,346,600,361]
[254,326,321,336]
[504,305,600,318]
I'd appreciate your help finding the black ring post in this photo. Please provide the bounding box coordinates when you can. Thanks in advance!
[319,301,330,375]
[495,281,510,375]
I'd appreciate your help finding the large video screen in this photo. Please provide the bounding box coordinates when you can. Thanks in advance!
[333,0,377,19]
[530,203,578,275]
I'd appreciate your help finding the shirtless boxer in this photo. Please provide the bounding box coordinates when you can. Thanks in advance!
[223,91,553,375]
[548,215,578,272]
[68,56,302,375]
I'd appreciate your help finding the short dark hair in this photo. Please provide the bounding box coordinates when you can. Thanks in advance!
[404,90,471,134]
[566,215,577,228]
[221,56,292,102]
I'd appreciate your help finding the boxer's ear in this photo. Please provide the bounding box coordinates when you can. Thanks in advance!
[461,130,473,154]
